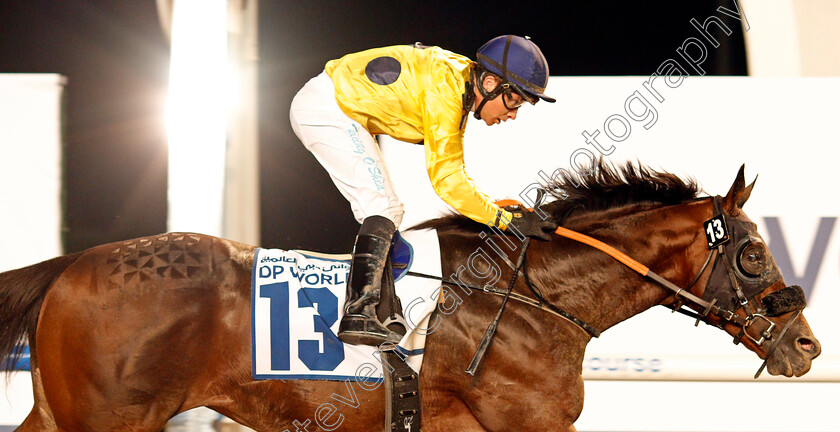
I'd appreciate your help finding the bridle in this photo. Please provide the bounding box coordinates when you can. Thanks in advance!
[668,196,806,377]
[412,196,807,378]
[676,196,784,343]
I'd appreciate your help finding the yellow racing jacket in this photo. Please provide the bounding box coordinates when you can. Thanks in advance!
[325,44,512,229]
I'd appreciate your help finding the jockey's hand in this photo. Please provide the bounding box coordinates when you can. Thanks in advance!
[506,210,558,241]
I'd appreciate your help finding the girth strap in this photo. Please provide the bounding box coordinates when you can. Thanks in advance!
[377,258,420,431]
[382,350,422,432]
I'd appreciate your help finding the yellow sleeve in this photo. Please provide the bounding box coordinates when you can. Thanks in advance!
[420,88,513,229]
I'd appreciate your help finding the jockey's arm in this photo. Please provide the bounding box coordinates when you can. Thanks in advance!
[422,93,513,230]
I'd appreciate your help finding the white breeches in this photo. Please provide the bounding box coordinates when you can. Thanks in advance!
[289,72,405,227]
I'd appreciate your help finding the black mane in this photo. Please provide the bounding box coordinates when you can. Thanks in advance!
[412,160,700,232]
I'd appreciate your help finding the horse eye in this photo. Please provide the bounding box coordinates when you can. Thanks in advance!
[738,242,766,277]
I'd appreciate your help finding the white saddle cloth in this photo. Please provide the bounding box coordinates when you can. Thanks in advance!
[251,229,441,381]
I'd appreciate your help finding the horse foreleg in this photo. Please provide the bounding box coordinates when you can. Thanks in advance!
[16,366,58,432]
[15,411,55,432]
[14,414,52,432]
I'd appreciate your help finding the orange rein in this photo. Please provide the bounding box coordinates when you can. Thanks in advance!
[553,226,650,276]
[495,199,650,276]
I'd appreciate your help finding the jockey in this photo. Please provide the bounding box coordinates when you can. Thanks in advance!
[290,35,559,346]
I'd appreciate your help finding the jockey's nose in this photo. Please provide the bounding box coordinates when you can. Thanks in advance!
[507,109,518,120]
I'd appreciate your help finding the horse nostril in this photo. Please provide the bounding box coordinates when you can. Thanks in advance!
[798,337,817,353]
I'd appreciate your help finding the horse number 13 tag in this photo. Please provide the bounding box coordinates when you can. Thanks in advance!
[704,215,729,249]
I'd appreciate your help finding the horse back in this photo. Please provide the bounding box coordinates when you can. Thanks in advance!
[38,231,257,345]
[63,232,255,293]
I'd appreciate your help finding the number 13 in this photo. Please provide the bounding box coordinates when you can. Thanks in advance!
[706,218,725,241]
[260,282,346,371]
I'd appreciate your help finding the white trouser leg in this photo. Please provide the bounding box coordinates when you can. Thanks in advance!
[290,72,405,227]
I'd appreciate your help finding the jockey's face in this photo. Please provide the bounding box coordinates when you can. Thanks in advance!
[476,75,521,126]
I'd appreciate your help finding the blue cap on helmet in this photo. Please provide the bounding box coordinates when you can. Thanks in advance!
[476,35,555,103]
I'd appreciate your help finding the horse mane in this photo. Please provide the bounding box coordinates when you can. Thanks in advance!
[412,160,701,232]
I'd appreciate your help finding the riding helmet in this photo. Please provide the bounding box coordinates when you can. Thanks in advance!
[476,35,556,103]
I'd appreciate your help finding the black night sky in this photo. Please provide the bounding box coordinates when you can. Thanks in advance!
[0,1,746,254]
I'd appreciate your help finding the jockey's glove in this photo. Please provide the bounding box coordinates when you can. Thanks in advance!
[506,210,558,241]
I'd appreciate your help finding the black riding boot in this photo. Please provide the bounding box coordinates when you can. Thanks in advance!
[337,215,402,346]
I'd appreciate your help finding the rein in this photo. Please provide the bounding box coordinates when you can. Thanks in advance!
[409,195,805,378]
[554,224,744,326]
[405,269,599,338]
[552,196,804,378]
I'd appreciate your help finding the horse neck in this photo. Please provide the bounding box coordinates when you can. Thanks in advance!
[530,199,711,334]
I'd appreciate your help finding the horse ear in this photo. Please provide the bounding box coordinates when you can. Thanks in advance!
[722,164,746,215]
[737,174,758,209]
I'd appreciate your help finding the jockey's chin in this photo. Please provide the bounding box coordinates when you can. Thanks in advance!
[490,117,514,126]
[476,95,518,126]
[479,113,514,126]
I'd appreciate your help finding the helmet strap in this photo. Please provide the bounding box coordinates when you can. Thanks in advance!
[472,37,514,120]
[472,67,506,120]
[460,78,475,129]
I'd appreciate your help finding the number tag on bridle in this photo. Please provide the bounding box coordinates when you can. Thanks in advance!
[704,215,729,249]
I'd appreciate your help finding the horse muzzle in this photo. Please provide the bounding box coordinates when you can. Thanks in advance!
[762,310,821,378]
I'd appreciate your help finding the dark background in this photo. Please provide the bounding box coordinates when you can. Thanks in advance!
[0,0,746,254]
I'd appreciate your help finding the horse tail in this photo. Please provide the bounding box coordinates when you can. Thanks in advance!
[0,252,84,372]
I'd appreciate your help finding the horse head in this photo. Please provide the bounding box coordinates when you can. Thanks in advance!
[409,161,823,430]
[517,161,821,379]
[685,165,821,377]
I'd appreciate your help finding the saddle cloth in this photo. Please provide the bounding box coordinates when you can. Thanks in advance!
[251,229,441,381]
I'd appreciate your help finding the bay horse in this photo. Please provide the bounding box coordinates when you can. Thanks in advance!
[0,162,821,432]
